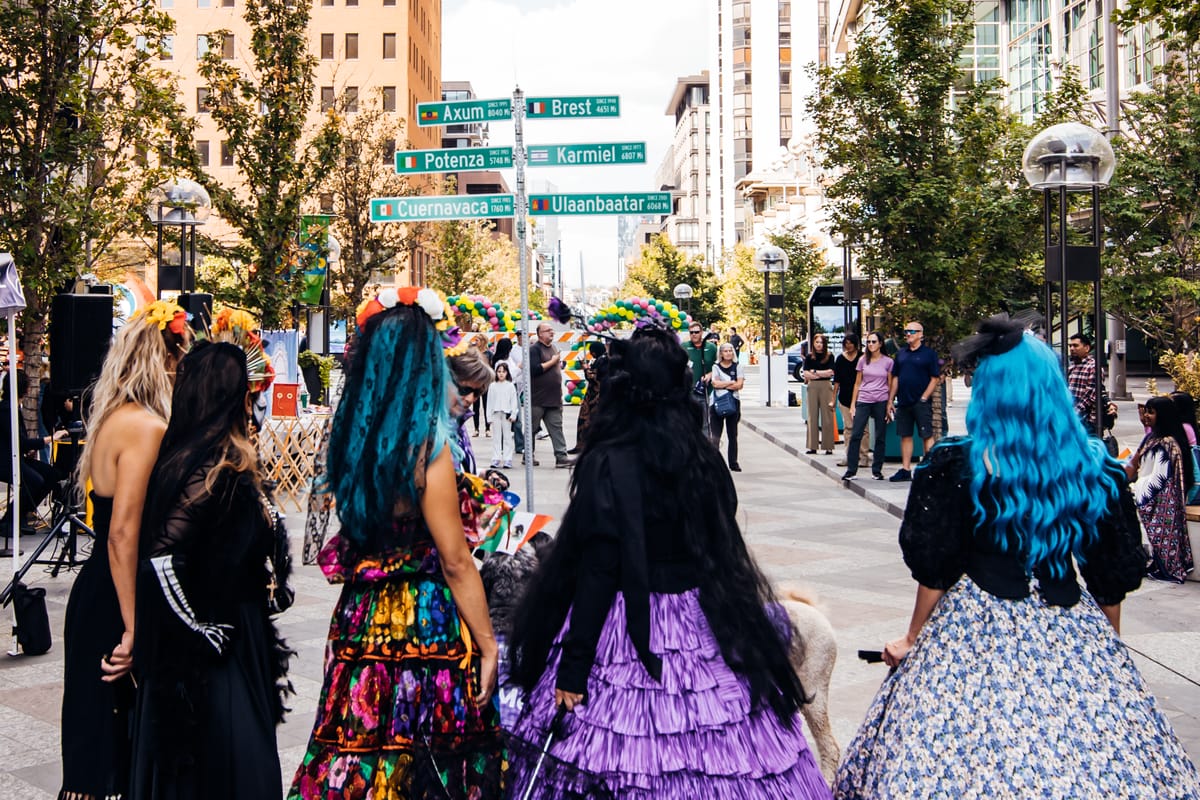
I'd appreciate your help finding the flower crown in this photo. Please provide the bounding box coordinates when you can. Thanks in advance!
[200,306,276,393]
[135,299,189,336]
[355,287,469,356]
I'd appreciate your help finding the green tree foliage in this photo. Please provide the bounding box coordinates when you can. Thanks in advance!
[721,231,835,344]
[622,234,720,325]
[1116,0,1200,41]
[194,0,341,328]
[0,0,191,368]
[1101,37,1200,351]
[427,219,494,297]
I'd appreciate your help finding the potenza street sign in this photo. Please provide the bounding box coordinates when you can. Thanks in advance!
[395,146,514,174]
[528,192,670,216]
[416,98,513,127]
[525,95,619,119]
[370,194,515,223]
[527,142,646,167]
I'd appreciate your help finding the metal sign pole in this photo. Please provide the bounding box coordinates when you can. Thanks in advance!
[514,86,535,512]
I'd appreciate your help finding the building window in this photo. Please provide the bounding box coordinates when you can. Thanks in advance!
[382,138,395,165]
[160,0,172,7]
[320,0,333,6]
[161,35,173,59]
[382,33,396,59]
[221,0,234,6]
[197,34,208,58]
[345,86,358,113]
[221,140,234,166]
[135,145,148,166]
[221,33,234,59]
[197,87,211,113]
[346,0,357,5]
[319,193,334,213]
[345,33,358,58]
[320,86,334,112]
[321,33,334,59]
[382,85,396,112]
[198,0,210,7]
[384,0,396,6]
[196,140,210,167]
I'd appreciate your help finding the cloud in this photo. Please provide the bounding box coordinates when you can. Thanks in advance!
[442,0,707,286]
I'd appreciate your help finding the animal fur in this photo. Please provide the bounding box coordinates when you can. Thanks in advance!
[780,587,841,782]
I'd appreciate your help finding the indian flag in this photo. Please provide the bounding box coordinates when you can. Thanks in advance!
[419,108,439,122]
[400,155,419,169]
[531,198,549,211]
[528,101,545,115]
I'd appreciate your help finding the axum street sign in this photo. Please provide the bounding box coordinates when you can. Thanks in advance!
[528,192,670,216]
[370,194,514,223]
[526,95,619,119]
[527,142,645,167]
[416,97,513,127]
[396,146,514,175]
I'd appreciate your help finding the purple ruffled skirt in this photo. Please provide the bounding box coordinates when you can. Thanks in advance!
[509,589,832,800]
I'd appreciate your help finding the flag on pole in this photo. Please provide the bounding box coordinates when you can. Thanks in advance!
[528,101,545,115]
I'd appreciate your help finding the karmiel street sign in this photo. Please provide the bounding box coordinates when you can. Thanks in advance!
[525,95,619,119]
[416,97,513,127]
[528,192,670,216]
[370,194,515,223]
[395,146,514,174]
[527,142,646,167]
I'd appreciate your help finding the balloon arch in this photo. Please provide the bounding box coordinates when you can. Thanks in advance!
[447,294,541,332]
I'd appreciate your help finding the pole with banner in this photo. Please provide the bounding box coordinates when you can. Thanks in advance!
[513,87,536,512]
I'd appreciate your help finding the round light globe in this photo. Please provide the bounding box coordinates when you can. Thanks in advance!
[1021,122,1115,190]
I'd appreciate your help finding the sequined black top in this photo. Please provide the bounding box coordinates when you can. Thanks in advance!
[899,437,1146,607]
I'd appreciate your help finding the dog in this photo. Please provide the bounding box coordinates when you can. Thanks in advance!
[780,587,841,782]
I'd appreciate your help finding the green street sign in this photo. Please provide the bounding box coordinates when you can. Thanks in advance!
[527,142,645,167]
[416,98,512,127]
[528,192,670,216]
[371,194,514,223]
[526,95,619,119]
[396,146,513,175]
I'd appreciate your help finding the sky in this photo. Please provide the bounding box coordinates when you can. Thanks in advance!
[442,0,709,288]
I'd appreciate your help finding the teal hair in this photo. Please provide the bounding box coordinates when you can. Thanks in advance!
[328,305,450,543]
[957,334,1124,577]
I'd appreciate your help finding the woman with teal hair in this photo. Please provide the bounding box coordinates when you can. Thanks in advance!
[288,289,502,800]
[835,315,1200,799]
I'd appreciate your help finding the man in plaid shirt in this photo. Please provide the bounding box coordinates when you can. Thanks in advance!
[1068,333,1097,428]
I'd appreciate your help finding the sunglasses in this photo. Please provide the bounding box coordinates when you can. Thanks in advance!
[904,329,921,335]
[866,339,881,344]
[453,380,482,400]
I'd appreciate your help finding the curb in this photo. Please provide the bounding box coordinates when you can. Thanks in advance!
[738,415,908,521]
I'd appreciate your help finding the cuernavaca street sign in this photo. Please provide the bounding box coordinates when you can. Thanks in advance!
[395,146,514,175]
[370,194,515,223]
[525,95,619,119]
[528,192,670,216]
[527,142,646,167]
[416,97,513,127]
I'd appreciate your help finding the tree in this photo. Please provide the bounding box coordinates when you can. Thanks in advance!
[622,234,720,325]
[721,231,835,344]
[1116,0,1200,42]
[194,0,341,328]
[427,219,494,297]
[0,0,191,374]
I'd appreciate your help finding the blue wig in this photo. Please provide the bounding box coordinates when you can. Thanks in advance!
[327,305,450,543]
[959,334,1125,577]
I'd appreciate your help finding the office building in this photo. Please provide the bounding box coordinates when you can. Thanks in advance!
[658,73,713,263]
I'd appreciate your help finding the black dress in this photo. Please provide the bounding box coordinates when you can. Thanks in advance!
[129,467,288,800]
[61,493,135,800]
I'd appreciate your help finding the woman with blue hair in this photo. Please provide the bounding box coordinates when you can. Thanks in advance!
[288,288,502,799]
[835,315,1200,799]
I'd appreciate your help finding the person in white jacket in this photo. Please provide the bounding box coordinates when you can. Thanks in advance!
[487,360,520,467]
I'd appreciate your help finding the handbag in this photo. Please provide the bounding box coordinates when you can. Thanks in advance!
[712,365,740,418]
[260,484,295,615]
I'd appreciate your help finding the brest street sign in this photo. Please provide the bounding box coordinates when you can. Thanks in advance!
[525,95,620,119]
[416,97,513,127]
[526,142,646,167]
[396,146,514,175]
[370,194,515,223]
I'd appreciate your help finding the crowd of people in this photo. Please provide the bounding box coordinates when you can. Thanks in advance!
[38,290,1200,799]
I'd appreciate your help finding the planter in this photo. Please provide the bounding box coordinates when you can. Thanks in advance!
[301,364,325,405]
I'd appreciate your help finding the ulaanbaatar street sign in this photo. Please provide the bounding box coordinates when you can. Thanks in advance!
[416,98,513,127]
[525,95,619,119]
[370,194,514,223]
[396,146,514,175]
[527,142,645,167]
[527,192,670,216]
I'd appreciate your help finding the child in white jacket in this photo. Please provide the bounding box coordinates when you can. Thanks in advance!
[487,360,519,467]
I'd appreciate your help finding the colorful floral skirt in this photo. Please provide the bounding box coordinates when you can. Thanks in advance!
[835,577,1200,799]
[288,573,503,800]
[508,589,832,800]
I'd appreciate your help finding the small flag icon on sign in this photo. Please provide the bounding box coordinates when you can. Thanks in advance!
[529,150,548,164]
[420,109,439,122]
[377,202,393,217]
[528,101,545,115]
[402,155,418,169]
[531,198,549,211]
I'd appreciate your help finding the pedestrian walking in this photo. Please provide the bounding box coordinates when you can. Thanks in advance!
[683,321,717,435]
[888,320,940,481]
[729,326,744,359]
[470,333,492,437]
[841,332,893,482]
[529,322,572,468]
[60,300,191,800]
[487,360,518,468]
[803,334,837,454]
[1126,396,1195,583]
[836,314,1200,799]
[1068,332,1099,430]
[507,326,831,799]
[709,342,744,471]
[832,334,869,469]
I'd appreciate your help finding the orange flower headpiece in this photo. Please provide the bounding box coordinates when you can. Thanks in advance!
[135,299,189,336]
[202,306,275,393]
[355,287,469,356]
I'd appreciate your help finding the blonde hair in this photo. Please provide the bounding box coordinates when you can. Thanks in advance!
[76,316,188,490]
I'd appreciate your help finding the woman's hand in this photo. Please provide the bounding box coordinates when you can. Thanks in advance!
[883,634,914,668]
[885,405,895,422]
[475,641,498,708]
[100,629,134,682]
[554,688,585,712]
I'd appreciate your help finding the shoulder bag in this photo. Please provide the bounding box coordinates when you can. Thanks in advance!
[713,365,740,418]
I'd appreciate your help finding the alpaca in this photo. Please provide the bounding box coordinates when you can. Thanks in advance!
[780,587,841,782]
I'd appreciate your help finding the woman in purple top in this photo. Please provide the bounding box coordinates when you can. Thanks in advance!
[842,332,895,481]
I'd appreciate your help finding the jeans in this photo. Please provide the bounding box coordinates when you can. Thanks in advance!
[489,411,514,463]
[709,406,740,467]
[530,405,568,460]
[845,401,889,477]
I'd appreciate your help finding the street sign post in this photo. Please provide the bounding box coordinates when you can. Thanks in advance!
[370,194,514,223]
[525,95,619,119]
[416,97,513,127]
[528,192,671,216]
[395,146,513,175]
[527,142,645,167]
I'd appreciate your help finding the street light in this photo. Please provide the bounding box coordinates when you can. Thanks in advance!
[672,282,693,316]
[146,178,211,298]
[1022,122,1115,438]
[754,244,789,406]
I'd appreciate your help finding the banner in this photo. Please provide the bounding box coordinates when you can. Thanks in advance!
[298,215,331,305]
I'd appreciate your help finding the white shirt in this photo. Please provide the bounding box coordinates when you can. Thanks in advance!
[486,379,519,418]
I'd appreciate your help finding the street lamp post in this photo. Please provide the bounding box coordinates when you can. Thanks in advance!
[672,282,693,317]
[754,245,789,407]
[146,179,211,300]
[1022,122,1115,439]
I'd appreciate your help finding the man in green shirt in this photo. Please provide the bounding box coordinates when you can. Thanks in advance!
[683,322,718,388]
